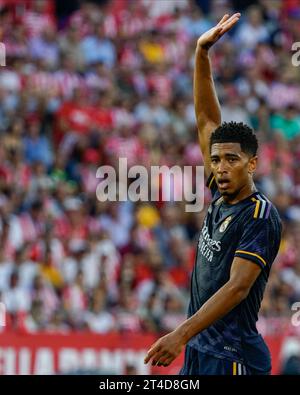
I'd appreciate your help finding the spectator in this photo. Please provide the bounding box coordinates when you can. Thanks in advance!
[80,23,116,67]
[84,289,116,334]
[0,0,298,339]
[234,5,269,49]
[23,120,53,168]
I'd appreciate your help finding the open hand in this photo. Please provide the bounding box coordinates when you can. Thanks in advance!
[197,13,241,50]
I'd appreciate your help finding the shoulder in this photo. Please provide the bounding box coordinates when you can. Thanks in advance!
[252,194,272,219]
[240,193,282,236]
[243,192,280,222]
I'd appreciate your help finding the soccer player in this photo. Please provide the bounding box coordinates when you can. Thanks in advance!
[144,13,282,375]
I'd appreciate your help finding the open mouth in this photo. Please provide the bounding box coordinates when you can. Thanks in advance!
[217,179,230,189]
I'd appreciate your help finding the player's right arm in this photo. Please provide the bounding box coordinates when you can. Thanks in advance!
[194,13,241,177]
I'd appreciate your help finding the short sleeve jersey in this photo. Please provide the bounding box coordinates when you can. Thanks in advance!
[187,174,282,372]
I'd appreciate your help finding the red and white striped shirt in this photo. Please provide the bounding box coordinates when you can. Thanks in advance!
[54,70,85,99]
[27,71,59,95]
[106,136,145,166]
[22,11,55,38]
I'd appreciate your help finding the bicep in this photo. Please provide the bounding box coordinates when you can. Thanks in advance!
[229,256,262,295]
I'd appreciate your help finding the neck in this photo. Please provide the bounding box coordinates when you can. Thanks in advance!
[222,181,257,205]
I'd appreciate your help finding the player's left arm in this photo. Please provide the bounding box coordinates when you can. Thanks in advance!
[144,257,261,367]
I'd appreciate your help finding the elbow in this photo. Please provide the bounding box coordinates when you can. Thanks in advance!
[196,115,219,132]
[227,282,250,303]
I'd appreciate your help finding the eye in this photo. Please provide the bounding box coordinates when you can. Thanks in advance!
[228,158,237,163]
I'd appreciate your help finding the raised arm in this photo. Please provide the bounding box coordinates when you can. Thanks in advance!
[194,13,241,176]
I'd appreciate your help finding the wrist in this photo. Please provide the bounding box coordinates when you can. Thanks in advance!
[174,323,192,345]
[196,42,210,53]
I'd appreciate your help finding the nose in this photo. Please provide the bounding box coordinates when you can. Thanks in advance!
[217,159,229,174]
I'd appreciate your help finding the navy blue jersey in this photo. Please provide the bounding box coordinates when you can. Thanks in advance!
[187,173,282,373]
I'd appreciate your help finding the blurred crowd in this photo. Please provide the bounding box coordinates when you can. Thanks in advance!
[0,0,299,339]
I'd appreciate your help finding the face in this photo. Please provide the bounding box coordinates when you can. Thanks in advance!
[210,142,257,201]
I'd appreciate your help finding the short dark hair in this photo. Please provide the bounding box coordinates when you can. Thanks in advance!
[210,121,258,157]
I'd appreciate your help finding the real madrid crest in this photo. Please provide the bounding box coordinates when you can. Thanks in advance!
[219,215,232,233]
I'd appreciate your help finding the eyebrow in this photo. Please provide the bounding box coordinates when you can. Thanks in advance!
[210,153,241,159]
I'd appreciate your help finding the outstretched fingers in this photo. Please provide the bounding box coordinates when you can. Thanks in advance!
[219,12,241,34]
[217,14,230,26]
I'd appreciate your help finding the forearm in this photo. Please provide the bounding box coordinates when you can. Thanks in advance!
[194,44,221,129]
[175,281,248,344]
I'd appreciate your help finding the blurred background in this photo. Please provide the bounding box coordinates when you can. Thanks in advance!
[0,0,299,375]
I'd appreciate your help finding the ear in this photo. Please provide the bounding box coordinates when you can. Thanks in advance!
[248,156,257,174]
